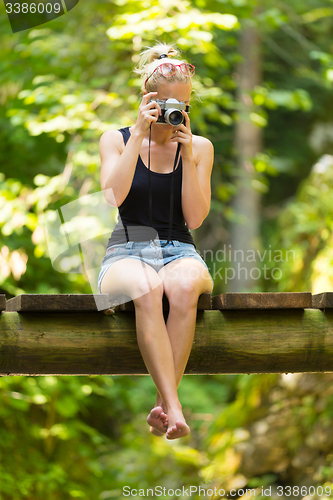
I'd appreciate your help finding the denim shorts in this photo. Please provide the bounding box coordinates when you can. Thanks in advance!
[98,240,214,294]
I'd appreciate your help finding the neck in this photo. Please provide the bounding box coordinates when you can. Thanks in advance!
[145,123,174,145]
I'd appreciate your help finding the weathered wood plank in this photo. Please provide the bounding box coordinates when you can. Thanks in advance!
[5,294,110,312]
[312,292,333,309]
[5,293,212,312]
[0,295,5,312]
[1,309,333,375]
[6,292,333,313]
[212,292,312,310]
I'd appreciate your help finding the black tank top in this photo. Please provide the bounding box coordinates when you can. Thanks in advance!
[107,127,196,248]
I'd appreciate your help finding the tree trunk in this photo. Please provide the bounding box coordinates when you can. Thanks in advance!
[229,19,263,292]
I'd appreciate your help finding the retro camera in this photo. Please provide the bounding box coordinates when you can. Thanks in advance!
[150,98,190,126]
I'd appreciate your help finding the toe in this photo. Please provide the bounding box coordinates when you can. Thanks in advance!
[150,426,164,437]
[166,421,190,440]
[150,407,163,418]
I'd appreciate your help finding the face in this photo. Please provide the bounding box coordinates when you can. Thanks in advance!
[156,81,192,105]
[144,81,192,127]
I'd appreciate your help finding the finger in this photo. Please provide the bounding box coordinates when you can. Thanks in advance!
[146,107,160,119]
[182,110,191,128]
[170,132,187,142]
[149,101,161,112]
[144,101,157,110]
[150,109,159,119]
[144,100,162,116]
[144,111,159,123]
[172,125,183,135]
[171,129,185,136]
[174,124,187,133]
[172,127,188,134]
[142,92,158,104]
[170,136,186,144]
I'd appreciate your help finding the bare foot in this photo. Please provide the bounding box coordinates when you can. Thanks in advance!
[165,408,190,440]
[166,421,190,439]
[147,406,168,435]
[149,427,165,437]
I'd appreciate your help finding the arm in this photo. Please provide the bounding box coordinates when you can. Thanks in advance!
[170,113,214,230]
[100,128,145,207]
[100,92,161,207]
[181,137,214,229]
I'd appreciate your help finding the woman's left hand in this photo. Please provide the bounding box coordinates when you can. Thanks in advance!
[169,110,193,160]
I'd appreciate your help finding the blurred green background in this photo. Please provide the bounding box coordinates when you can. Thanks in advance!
[1,0,333,498]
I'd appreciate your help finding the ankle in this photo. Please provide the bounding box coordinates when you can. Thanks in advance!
[164,400,182,414]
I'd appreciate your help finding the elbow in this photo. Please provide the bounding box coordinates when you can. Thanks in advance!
[187,217,205,230]
[187,222,201,230]
[101,184,122,207]
[186,208,210,230]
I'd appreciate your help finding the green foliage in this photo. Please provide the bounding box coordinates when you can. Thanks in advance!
[0,374,236,498]
[1,0,333,296]
[267,155,333,292]
[183,373,333,498]
[1,0,333,496]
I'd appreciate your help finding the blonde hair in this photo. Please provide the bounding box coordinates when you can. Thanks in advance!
[134,42,193,93]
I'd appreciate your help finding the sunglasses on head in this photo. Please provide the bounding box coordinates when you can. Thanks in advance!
[144,62,195,90]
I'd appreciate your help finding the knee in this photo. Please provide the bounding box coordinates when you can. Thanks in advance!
[167,279,199,309]
[132,279,164,308]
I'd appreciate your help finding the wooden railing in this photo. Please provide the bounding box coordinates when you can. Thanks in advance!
[0,292,332,376]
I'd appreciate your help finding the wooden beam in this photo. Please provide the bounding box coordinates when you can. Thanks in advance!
[5,293,110,312]
[5,292,328,313]
[212,292,312,309]
[5,293,212,312]
[312,292,333,309]
[1,297,333,375]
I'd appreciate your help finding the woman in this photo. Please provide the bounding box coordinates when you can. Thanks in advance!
[98,43,214,440]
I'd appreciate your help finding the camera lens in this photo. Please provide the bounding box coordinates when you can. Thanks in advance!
[165,109,183,126]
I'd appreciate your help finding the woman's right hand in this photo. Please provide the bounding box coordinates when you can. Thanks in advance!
[133,92,161,136]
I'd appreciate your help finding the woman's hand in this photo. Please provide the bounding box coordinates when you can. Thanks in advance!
[169,110,193,160]
[133,92,161,136]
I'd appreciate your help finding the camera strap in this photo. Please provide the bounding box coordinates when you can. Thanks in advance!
[148,124,181,247]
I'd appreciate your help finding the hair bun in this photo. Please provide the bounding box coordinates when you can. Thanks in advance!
[134,42,192,93]
[136,43,179,67]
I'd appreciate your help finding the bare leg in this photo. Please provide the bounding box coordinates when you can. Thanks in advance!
[155,305,198,404]
[134,286,190,439]
[101,256,190,438]
[147,304,197,437]
[149,259,214,436]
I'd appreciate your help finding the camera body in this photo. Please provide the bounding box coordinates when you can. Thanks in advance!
[149,98,190,126]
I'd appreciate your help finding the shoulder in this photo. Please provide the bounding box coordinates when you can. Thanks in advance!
[192,135,214,165]
[99,129,126,154]
[192,134,214,149]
